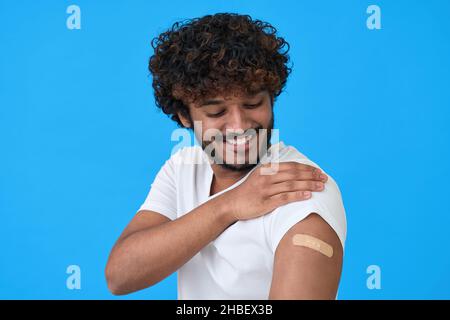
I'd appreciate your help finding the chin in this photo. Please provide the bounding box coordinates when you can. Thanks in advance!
[219,162,257,172]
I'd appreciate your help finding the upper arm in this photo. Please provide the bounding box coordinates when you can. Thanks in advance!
[137,156,178,221]
[116,155,179,244]
[269,213,343,300]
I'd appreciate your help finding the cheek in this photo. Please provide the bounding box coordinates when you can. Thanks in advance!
[253,104,273,124]
[192,117,225,142]
[188,110,217,134]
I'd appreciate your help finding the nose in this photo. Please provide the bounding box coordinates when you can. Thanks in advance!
[225,106,251,133]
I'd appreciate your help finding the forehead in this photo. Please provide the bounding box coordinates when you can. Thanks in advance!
[194,90,267,107]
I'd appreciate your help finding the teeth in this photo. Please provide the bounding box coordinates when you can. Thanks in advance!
[225,135,253,145]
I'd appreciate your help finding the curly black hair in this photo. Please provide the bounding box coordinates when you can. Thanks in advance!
[148,13,292,127]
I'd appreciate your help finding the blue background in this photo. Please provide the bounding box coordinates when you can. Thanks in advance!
[1,0,449,299]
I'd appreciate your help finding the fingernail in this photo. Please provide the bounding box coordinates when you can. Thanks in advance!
[316,182,323,189]
[304,191,311,197]
[320,174,327,180]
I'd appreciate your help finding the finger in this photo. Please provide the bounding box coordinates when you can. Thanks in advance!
[288,163,328,182]
[267,169,327,184]
[275,162,316,172]
[268,180,324,196]
[268,190,312,208]
[261,161,312,172]
[260,162,328,181]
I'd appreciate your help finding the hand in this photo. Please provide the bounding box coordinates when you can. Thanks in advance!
[221,162,328,221]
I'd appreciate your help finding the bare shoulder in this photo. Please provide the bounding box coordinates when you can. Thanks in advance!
[269,213,343,299]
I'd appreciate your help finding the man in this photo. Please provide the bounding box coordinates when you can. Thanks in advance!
[105,13,346,299]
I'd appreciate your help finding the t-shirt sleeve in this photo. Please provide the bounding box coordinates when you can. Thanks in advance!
[137,157,177,220]
[264,175,347,254]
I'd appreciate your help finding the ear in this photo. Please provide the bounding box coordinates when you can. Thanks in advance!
[177,111,192,128]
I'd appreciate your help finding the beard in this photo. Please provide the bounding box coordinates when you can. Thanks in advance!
[200,114,275,172]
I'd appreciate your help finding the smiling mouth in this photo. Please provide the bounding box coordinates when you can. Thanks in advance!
[224,134,254,146]
[220,132,259,153]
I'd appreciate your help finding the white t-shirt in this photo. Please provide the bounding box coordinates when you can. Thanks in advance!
[138,141,347,299]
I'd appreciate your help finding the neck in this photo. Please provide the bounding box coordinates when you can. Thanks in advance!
[206,141,274,196]
[209,163,253,196]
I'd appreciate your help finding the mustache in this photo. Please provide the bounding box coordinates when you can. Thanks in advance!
[222,126,264,140]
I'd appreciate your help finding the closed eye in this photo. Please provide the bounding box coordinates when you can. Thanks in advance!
[206,109,226,118]
[243,100,263,109]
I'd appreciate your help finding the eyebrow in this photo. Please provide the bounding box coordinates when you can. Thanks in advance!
[200,99,224,107]
[198,91,265,107]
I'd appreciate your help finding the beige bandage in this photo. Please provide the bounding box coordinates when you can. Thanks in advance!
[292,234,333,258]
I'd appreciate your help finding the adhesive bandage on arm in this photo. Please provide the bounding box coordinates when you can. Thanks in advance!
[292,234,334,258]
